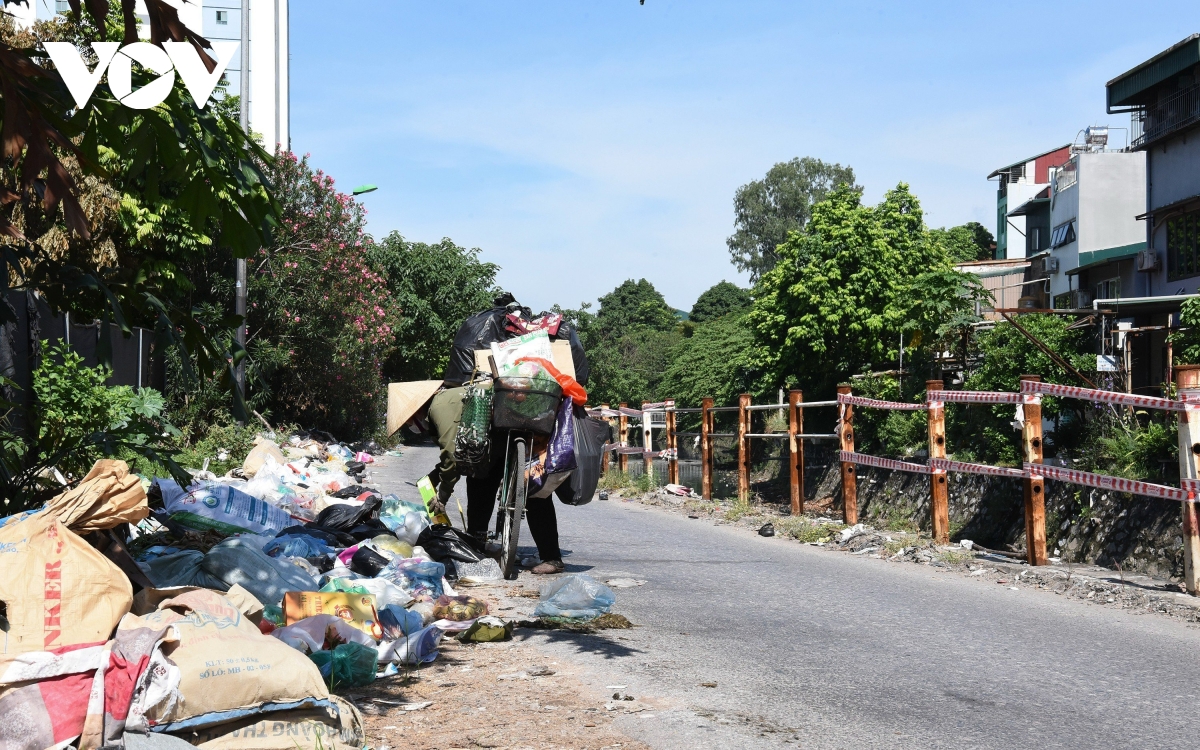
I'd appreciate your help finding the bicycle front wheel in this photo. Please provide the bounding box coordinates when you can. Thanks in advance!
[499,438,528,580]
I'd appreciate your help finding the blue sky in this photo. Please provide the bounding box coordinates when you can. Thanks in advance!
[290,1,1200,313]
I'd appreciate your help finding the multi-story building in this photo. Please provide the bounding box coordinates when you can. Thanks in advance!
[1044,131,1147,307]
[987,145,1071,259]
[12,0,288,150]
[1107,34,1200,299]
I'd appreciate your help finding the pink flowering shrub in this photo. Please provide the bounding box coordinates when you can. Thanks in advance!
[249,151,403,437]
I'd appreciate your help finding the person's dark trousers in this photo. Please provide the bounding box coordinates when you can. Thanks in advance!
[466,467,562,563]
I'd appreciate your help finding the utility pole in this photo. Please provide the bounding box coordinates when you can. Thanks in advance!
[235,0,251,403]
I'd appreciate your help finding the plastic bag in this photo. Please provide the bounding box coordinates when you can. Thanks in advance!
[454,558,503,585]
[376,624,443,666]
[416,524,484,564]
[312,494,381,531]
[309,641,377,688]
[383,510,430,546]
[515,356,587,404]
[264,534,335,559]
[350,546,390,577]
[159,479,291,536]
[555,414,611,506]
[459,616,513,643]
[432,594,488,622]
[379,558,445,599]
[378,604,424,639]
[273,614,377,654]
[533,574,615,620]
[201,537,319,607]
[370,534,413,560]
[531,398,576,498]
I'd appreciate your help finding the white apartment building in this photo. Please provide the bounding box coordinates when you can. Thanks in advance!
[11,0,288,151]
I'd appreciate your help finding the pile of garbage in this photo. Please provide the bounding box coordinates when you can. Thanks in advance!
[0,428,619,750]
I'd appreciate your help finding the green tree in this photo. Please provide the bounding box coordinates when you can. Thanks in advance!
[659,314,756,408]
[689,281,752,324]
[595,279,677,335]
[748,184,985,397]
[368,233,499,382]
[929,221,995,263]
[952,314,1096,465]
[727,157,857,281]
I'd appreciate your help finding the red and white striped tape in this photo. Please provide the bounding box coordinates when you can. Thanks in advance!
[618,407,644,418]
[1027,462,1189,501]
[1180,478,1200,498]
[1020,380,1186,412]
[588,408,623,418]
[929,457,1025,479]
[926,390,1025,405]
[839,451,934,474]
[836,394,928,411]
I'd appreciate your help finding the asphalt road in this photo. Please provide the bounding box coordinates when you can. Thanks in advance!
[374,445,1200,750]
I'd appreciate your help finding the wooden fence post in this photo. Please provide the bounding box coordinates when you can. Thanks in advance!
[666,400,679,485]
[1175,365,1200,594]
[837,384,858,525]
[618,402,629,475]
[738,394,751,503]
[927,379,950,544]
[641,401,653,483]
[788,390,804,515]
[1020,374,1047,566]
[599,403,611,476]
[701,397,713,500]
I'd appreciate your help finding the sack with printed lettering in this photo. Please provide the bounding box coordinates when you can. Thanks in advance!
[0,503,132,655]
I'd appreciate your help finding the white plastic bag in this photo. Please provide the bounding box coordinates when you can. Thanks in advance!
[533,574,616,620]
[376,624,443,666]
[273,614,377,654]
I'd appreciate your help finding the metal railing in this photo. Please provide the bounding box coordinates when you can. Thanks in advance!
[1132,83,1200,148]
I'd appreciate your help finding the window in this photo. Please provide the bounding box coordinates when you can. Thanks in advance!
[216,10,228,24]
[1093,277,1121,301]
[1050,221,1076,248]
[1027,227,1041,253]
[55,0,71,12]
[1167,208,1200,281]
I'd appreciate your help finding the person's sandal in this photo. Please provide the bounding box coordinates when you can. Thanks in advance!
[530,559,565,575]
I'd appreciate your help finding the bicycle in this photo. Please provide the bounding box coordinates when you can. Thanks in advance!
[489,372,563,580]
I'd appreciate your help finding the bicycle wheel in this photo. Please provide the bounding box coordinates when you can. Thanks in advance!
[499,438,528,580]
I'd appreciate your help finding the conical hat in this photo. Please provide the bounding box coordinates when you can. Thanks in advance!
[387,380,443,435]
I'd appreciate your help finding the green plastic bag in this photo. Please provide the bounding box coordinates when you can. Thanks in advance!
[309,641,378,689]
[454,382,493,477]
[320,578,371,595]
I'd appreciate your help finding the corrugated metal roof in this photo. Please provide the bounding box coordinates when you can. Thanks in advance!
[1107,34,1200,109]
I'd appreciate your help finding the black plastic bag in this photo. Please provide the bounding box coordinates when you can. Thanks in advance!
[416,524,484,564]
[555,414,611,506]
[330,485,375,499]
[444,306,510,385]
[350,546,390,576]
[312,493,381,531]
[346,520,390,541]
[275,524,356,548]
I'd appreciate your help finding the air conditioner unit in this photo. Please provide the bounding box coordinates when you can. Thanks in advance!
[1068,289,1093,309]
[1137,249,1160,271]
[1045,257,1060,273]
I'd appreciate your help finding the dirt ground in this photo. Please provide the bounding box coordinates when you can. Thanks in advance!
[348,584,652,750]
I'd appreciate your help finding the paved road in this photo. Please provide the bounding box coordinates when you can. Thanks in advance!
[374,446,1200,750]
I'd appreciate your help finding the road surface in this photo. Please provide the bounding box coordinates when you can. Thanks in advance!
[374,445,1200,750]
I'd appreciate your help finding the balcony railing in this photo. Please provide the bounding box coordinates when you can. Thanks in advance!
[1132,83,1200,148]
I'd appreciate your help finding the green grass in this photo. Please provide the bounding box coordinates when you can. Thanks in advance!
[774,517,846,543]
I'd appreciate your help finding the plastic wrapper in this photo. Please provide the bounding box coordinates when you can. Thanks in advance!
[454,558,503,585]
[264,534,335,559]
[376,624,443,666]
[273,613,377,654]
[408,599,436,626]
[309,641,377,688]
[432,594,488,622]
[458,616,513,643]
[379,558,445,599]
[382,510,430,545]
[533,574,616,620]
